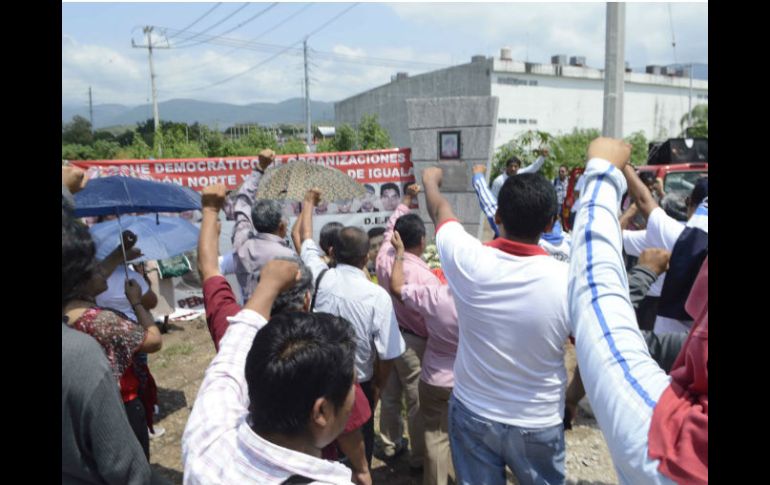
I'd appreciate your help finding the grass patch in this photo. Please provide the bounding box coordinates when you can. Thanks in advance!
[162,342,194,357]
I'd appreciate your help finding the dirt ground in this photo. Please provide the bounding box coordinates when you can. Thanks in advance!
[147,315,618,484]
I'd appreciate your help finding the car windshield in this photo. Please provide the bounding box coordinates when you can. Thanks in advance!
[664,171,707,195]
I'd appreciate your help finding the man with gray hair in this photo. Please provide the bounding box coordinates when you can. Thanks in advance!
[232,150,296,303]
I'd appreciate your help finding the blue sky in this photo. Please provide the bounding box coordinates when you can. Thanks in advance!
[62,2,708,107]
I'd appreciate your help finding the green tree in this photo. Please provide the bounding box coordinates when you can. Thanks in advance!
[242,128,278,152]
[62,116,94,145]
[62,143,94,161]
[680,104,708,138]
[116,130,135,147]
[491,130,554,181]
[357,114,392,150]
[91,140,121,159]
[278,139,308,155]
[315,138,336,153]
[333,124,357,152]
[549,128,600,174]
[93,130,116,143]
[126,131,153,159]
[624,131,649,166]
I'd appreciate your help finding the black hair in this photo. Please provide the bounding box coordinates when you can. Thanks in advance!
[335,227,370,267]
[319,222,344,256]
[263,257,314,315]
[367,226,386,239]
[689,178,708,207]
[252,199,284,234]
[62,204,98,307]
[497,173,558,240]
[505,156,522,168]
[394,213,425,249]
[246,311,356,437]
[364,184,375,195]
[380,182,400,197]
[639,172,656,185]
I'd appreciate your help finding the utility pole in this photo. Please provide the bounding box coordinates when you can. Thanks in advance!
[88,86,94,132]
[688,63,693,134]
[133,26,169,156]
[602,2,625,139]
[304,39,312,149]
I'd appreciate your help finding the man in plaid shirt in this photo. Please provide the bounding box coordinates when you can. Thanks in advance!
[182,257,358,485]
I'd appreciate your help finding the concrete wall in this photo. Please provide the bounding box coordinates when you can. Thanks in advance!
[405,96,499,240]
[334,59,493,148]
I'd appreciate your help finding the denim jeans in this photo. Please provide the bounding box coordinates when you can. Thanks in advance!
[448,395,565,485]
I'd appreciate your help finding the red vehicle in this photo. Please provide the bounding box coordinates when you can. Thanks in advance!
[561,138,708,231]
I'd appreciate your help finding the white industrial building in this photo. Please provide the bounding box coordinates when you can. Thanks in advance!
[335,49,708,150]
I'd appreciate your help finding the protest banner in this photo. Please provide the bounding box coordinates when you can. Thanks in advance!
[68,147,414,193]
[73,150,420,306]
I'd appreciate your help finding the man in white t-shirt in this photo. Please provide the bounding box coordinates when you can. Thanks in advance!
[621,171,708,334]
[421,167,571,484]
[490,154,546,198]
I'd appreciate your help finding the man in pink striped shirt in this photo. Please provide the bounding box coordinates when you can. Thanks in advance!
[390,229,459,485]
[375,183,433,468]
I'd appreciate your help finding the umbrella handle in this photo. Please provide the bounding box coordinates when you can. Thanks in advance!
[116,214,130,281]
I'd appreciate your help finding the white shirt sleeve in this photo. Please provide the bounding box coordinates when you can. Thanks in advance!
[490,174,505,199]
[518,156,545,174]
[622,229,648,257]
[435,221,489,291]
[300,239,329,280]
[645,207,686,250]
[372,290,406,360]
[218,251,237,275]
[182,310,267,470]
[126,268,150,295]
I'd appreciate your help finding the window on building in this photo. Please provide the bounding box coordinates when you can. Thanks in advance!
[498,118,507,124]
[509,119,517,124]
[529,119,537,125]
[518,119,527,124]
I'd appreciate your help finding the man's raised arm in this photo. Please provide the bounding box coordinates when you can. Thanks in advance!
[421,167,458,228]
[199,184,227,281]
[622,164,660,220]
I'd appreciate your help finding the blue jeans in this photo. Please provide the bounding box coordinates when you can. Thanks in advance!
[448,395,565,485]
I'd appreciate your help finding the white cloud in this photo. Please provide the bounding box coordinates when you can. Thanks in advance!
[62,35,146,105]
[389,3,707,68]
[62,3,707,108]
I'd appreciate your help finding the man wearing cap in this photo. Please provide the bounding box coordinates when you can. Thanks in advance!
[231,149,296,303]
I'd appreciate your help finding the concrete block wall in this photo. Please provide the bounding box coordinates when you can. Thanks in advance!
[405,96,499,241]
[334,59,492,148]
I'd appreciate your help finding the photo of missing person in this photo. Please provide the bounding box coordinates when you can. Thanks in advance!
[439,131,461,159]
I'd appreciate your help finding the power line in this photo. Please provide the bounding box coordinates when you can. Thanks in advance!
[668,4,678,64]
[171,3,313,75]
[173,3,251,47]
[173,4,359,92]
[303,3,359,41]
[171,3,279,49]
[153,27,446,86]
[167,3,222,39]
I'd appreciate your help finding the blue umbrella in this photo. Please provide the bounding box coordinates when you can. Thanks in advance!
[73,176,201,217]
[90,215,199,263]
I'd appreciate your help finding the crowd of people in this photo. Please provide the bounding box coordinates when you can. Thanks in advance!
[62,136,707,485]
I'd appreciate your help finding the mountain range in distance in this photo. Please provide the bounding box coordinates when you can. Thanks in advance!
[62,98,335,130]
